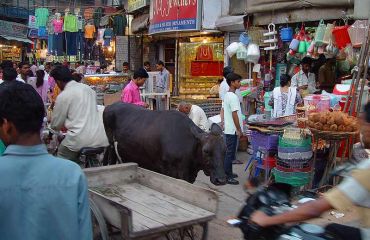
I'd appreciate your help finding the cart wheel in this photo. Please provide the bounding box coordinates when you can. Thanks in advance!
[90,199,109,240]
[165,223,208,240]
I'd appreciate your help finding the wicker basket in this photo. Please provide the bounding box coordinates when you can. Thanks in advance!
[248,26,268,46]
[309,128,358,141]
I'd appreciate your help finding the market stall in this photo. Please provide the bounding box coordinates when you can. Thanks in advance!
[84,73,129,105]
[237,17,370,189]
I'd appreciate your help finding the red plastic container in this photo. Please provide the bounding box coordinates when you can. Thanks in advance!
[263,156,277,168]
[332,26,351,49]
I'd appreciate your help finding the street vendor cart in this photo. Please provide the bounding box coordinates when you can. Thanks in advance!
[84,163,218,240]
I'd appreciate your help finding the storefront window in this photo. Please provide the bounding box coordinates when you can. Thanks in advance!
[178,40,223,99]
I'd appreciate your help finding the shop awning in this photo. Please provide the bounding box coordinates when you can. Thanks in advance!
[131,14,149,34]
[215,15,245,32]
[0,35,33,44]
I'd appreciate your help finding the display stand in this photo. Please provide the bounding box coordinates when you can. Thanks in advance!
[310,129,357,187]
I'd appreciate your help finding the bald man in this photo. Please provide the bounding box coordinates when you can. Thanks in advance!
[178,102,210,132]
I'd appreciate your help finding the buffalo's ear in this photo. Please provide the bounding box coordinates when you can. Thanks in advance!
[190,125,203,141]
[210,123,223,135]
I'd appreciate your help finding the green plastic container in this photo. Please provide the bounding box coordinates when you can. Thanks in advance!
[273,168,311,187]
[278,136,312,148]
[0,140,5,156]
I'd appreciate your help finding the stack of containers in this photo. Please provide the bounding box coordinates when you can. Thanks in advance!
[273,129,313,187]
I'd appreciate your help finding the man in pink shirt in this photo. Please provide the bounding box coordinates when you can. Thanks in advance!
[121,68,149,108]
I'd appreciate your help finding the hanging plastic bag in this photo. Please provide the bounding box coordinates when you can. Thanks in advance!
[239,32,250,45]
[245,43,260,63]
[226,42,239,58]
[236,43,248,60]
[323,22,335,45]
[348,20,367,48]
[298,24,307,54]
[314,19,326,46]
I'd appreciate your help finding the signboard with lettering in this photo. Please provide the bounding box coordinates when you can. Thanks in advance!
[28,15,37,29]
[128,0,149,13]
[0,20,29,39]
[191,61,223,76]
[149,0,201,34]
[115,36,127,72]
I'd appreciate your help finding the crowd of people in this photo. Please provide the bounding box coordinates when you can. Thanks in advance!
[0,57,369,239]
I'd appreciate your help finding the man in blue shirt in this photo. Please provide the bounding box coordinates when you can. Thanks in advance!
[0,81,92,239]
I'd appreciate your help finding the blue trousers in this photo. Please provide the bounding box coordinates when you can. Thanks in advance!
[65,32,77,56]
[77,31,84,59]
[48,34,54,54]
[224,134,237,177]
[54,33,64,56]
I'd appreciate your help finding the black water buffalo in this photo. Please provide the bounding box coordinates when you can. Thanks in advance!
[103,103,227,185]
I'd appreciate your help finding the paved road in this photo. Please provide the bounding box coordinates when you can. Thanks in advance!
[193,151,360,240]
[194,151,250,240]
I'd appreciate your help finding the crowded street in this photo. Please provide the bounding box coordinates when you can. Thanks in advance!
[0,0,369,240]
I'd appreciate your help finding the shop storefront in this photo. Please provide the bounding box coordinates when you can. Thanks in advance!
[148,0,224,112]
[0,20,32,62]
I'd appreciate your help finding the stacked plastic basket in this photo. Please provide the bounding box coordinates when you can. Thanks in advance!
[273,130,313,187]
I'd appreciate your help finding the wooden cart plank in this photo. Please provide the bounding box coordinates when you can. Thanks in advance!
[121,183,213,217]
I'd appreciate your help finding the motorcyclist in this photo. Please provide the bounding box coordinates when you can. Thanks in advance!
[250,102,370,240]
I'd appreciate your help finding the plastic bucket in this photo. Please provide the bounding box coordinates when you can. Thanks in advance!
[332,26,351,49]
[280,27,293,42]
[239,32,250,45]
[289,39,300,51]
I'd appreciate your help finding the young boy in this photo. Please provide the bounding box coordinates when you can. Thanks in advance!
[223,73,243,185]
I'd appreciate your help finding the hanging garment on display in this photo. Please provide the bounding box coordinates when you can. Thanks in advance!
[84,24,96,39]
[35,8,49,27]
[97,29,105,43]
[103,28,113,46]
[53,19,64,33]
[93,8,103,27]
[113,14,127,36]
[85,39,94,60]
[100,15,110,27]
[65,32,78,55]
[54,33,64,56]
[77,30,84,58]
[63,14,78,32]
[47,14,56,54]
[77,15,85,31]
[84,8,94,20]
[38,26,47,38]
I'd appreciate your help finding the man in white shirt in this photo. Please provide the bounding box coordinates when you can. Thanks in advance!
[219,67,243,102]
[291,57,318,96]
[178,102,210,132]
[16,62,29,83]
[223,73,243,185]
[50,66,108,162]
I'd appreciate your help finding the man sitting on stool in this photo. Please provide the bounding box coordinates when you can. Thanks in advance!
[178,102,210,132]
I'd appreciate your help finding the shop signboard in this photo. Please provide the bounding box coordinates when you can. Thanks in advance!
[0,20,29,39]
[149,0,202,34]
[191,61,223,76]
[28,15,37,29]
[115,36,126,72]
[128,0,149,13]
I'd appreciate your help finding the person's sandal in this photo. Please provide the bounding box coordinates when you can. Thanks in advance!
[227,178,239,185]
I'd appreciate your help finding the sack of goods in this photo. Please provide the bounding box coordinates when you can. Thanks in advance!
[273,128,313,187]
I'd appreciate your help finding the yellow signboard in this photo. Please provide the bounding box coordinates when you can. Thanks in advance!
[128,0,149,13]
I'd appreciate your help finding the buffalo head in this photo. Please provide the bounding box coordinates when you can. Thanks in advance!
[192,123,227,185]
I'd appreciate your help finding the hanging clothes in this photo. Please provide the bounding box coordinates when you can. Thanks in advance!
[113,14,127,36]
[93,8,103,28]
[97,29,105,43]
[77,15,85,31]
[103,28,113,46]
[63,14,78,32]
[35,8,49,28]
[100,15,110,27]
[84,24,96,39]
[52,19,64,34]
[84,8,94,20]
